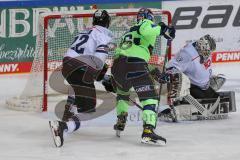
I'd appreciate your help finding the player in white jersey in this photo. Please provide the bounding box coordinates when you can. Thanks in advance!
[166,34,219,99]
[164,34,236,120]
[49,10,114,147]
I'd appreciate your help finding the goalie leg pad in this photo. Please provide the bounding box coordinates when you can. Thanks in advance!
[168,72,191,100]
[175,96,231,121]
[190,84,219,99]
[218,91,236,112]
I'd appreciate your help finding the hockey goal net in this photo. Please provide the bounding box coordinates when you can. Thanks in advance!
[6,8,172,112]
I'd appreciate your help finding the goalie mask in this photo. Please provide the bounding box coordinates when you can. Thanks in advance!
[93,10,111,28]
[137,8,154,22]
[194,34,216,63]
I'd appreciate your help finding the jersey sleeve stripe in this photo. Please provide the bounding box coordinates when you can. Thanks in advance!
[97,44,108,48]
[96,50,108,54]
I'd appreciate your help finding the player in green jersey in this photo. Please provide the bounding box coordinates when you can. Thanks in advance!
[111,8,175,145]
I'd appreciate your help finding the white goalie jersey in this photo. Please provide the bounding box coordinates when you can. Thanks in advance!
[167,43,212,90]
[64,25,113,69]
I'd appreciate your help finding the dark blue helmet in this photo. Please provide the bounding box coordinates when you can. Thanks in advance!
[137,8,154,22]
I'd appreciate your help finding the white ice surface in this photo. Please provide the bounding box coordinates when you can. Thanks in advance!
[0,63,240,160]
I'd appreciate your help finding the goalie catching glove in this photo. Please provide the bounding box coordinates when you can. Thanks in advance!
[209,74,226,91]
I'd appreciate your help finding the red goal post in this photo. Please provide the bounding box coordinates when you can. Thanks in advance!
[6,8,172,112]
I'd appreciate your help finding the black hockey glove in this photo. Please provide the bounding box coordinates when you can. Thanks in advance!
[159,67,181,84]
[149,67,170,84]
[158,72,171,84]
[159,22,176,40]
[149,67,161,81]
[102,75,115,93]
[96,63,108,81]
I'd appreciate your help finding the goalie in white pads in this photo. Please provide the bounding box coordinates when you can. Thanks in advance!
[49,10,114,147]
[164,34,236,120]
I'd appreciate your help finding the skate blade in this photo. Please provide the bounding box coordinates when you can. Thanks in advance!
[141,138,166,146]
[116,130,121,137]
[49,121,62,147]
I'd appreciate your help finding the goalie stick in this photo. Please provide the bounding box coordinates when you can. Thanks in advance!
[159,39,178,122]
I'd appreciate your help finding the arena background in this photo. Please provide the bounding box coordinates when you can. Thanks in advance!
[1,0,239,74]
[0,1,239,160]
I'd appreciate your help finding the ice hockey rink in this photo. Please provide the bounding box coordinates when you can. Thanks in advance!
[0,62,240,160]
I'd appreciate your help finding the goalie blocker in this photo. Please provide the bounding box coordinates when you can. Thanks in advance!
[166,72,236,121]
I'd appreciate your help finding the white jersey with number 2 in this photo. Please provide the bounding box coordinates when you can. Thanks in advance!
[64,25,113,69]
[167,43,212,90]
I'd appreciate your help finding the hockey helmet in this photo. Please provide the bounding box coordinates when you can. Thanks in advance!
[93,10,111,28]
[137,8,154,22]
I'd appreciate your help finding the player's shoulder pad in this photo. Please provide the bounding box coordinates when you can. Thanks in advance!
[138,19,158,35]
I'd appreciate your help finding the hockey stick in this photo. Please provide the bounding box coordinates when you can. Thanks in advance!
[113,92,143,110]
[157,40,171,103]
[156,39,178,122]
[110,92,142,110]
[110,92,170,118]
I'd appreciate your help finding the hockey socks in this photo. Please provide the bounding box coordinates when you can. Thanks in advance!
[66,116,81,133]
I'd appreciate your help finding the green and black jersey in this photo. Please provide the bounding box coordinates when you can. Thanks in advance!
[115,19,162,62]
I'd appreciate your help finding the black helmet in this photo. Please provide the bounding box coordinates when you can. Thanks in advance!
[137,8,154,22]
[93,10,111,28]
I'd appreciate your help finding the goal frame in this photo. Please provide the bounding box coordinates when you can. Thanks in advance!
[41,9,172,112]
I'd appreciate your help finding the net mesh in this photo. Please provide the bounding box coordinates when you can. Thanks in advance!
[6,9,171,112]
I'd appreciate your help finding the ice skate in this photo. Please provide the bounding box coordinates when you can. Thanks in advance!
[49,120,67,147]
[113,112,128,137]
[62,105,75,122]
[141,125,166,146]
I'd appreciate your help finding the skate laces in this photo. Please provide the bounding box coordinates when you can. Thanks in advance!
[143,128,153,134]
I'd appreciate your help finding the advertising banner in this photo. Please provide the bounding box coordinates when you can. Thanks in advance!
[212,51,240,63]
[0,0,161,7]
[162,0,240,63]
[0,1,161,74]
